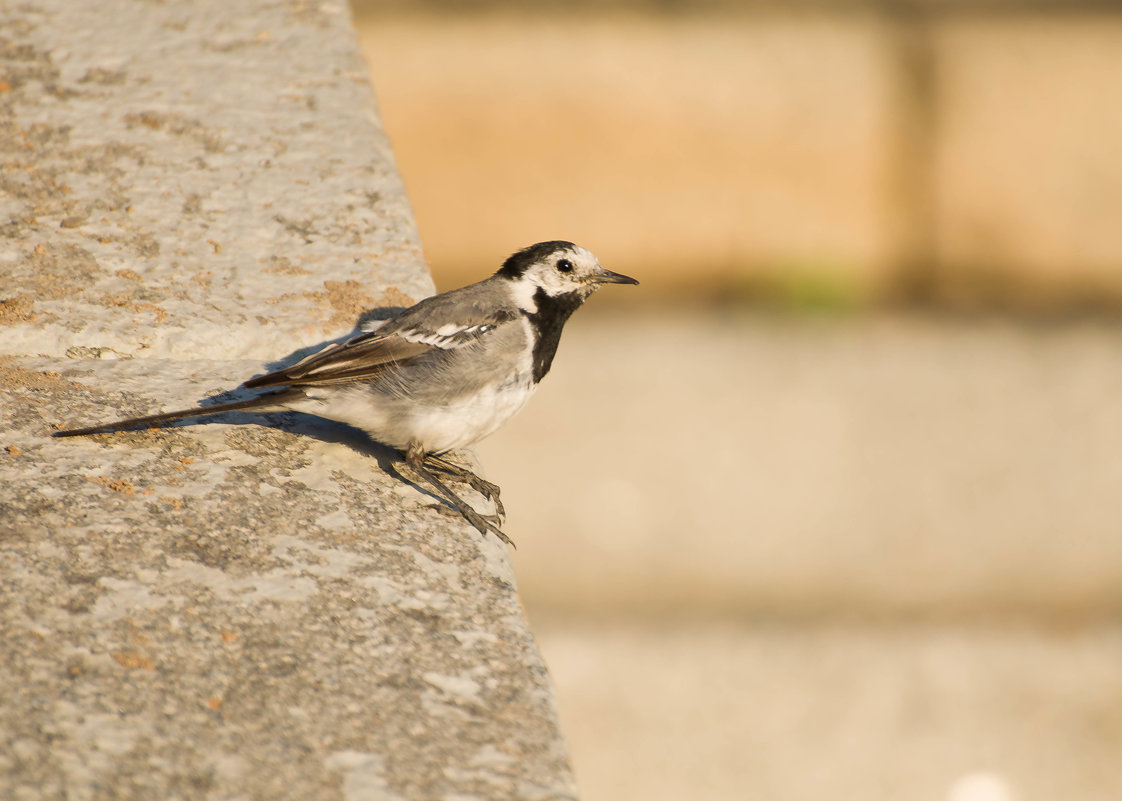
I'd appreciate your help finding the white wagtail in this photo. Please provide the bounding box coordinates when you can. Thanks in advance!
[53,241,638,545]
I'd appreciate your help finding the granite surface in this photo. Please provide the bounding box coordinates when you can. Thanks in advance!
[0,3,577,799]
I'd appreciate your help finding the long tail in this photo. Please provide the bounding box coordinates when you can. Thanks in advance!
[52,388,304,438]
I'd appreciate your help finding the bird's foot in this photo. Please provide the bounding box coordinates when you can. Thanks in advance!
[423,452,506,520]
[427,501,513,547]
[403,443,513,547]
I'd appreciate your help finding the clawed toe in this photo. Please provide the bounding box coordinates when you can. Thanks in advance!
[433,503,513,547]
[403,446,514,547]
[421,453,506,521]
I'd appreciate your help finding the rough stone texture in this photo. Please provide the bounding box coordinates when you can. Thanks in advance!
[0,3,577,800]
[1,0,427,360]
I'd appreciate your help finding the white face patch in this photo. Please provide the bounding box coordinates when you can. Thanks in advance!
[521,245,604,299]
[508,277,539,313]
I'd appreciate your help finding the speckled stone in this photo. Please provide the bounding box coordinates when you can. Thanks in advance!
[0,0,428,360]
[0,3,577,799]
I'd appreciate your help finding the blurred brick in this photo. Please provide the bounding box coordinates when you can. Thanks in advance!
[358,13,1122,307]
[934,17,1122,306]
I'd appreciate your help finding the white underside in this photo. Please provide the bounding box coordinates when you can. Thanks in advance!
[286,377,537,454]
[280,290,543,454]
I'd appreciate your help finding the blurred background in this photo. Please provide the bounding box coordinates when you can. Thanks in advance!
[351,2,1122,799]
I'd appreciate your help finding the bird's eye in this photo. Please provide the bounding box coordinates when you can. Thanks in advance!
[556,258,574,273]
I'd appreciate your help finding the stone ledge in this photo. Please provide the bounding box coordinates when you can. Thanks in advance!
[1,0,428,360]
[0,2,577,798]
[2,358,573,801]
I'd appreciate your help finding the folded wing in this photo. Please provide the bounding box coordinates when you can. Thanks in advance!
[243,333,434,389]
[243,303,519,390]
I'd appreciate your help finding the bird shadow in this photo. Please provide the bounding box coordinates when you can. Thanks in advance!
[160,409,452,510]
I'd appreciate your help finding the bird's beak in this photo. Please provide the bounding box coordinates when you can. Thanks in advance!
[595,267,639,285]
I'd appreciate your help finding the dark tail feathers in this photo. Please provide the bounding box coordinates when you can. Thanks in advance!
[52,389,302,438]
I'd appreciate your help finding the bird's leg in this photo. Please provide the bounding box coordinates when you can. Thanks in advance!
[423,452,505,520]
[404,441,514,547]
[417,455,506,530]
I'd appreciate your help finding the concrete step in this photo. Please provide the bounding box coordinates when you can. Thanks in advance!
[479,310,1122,620]
[538,620,1122,801]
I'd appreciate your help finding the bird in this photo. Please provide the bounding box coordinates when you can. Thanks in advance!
[52,241,638,546]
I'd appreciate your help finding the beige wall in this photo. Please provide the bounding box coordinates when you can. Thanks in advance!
[934,17,1122,306]
[351,13,1122,799]
[357,12,1122,307]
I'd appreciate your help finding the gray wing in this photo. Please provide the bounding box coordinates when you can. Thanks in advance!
[245,285,518,389]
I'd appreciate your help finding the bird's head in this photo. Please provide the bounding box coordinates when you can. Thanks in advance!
[496,241,638,307]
